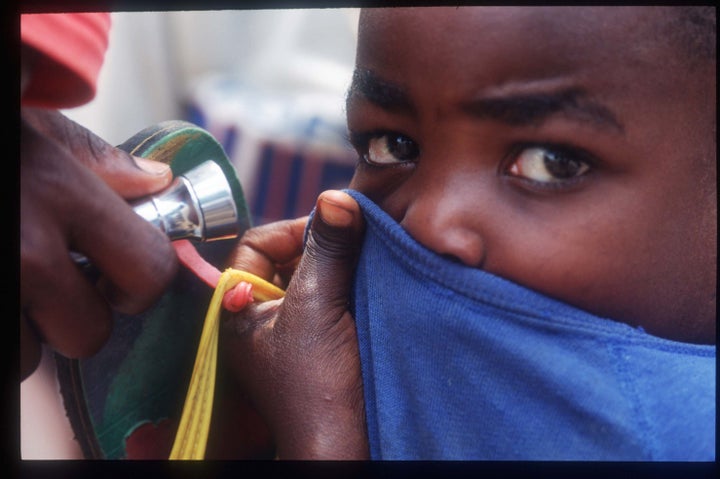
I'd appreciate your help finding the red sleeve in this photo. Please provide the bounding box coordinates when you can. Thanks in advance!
[21,13,112,108]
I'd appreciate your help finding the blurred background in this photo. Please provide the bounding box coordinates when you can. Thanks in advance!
[65,8,360,226]
[22,8,360,459]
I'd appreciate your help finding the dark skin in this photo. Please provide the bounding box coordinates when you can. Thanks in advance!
[21,46,179,380]
[219,7,715,458]
[218,194,367,459]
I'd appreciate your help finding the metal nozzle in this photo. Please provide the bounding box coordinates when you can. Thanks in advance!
[71,160,239,270]
[131,160,239,242]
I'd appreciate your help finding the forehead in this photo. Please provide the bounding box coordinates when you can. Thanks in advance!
[354,7,716,146]
[357,7,677,96]
[359,7,666,56]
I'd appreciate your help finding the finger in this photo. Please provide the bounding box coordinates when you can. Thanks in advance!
[95,155,173,200]
[22,125,178,315]
[218,298,285,433]
[22,108,173,199]
[281,190,365,329]
[229,217,309,282]
[68,173,178,313]
[220,297,286,409]
[21,116,116,364]
[21,222,113,361]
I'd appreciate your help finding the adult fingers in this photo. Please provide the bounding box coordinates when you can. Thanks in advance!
[21,119,177,316]
[65,162,178,313]
[22,107,173,199]
[21,223,113,361]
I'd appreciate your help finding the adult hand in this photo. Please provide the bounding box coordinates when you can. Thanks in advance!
[20,107,178,380]
[219,190,369,459]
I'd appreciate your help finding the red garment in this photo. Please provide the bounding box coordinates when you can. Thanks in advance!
[21,13,111,108]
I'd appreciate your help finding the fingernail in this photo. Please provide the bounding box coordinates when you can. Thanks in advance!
[318,193,354,227]
[134,156,171,175]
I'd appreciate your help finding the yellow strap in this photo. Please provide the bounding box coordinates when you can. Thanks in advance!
[169,268,284,460]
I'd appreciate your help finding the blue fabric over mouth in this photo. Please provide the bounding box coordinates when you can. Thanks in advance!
[345,189,715,461]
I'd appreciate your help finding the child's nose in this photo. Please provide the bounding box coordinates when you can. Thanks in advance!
[399,187,487,268]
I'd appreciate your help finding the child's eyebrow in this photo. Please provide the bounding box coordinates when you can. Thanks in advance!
[463,88,625,134]
[348,68,624,134]
[347,68,413,113]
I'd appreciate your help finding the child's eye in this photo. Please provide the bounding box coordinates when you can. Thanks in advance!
[351,131,420,166]
[507,146,591,184]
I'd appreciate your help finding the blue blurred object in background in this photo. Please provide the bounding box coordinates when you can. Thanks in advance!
[187,74,357,226]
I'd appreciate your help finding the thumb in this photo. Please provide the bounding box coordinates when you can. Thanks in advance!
[105,155,174,200]
[23,108,173,200]
[81,149,173,201]
[284,190,365,322]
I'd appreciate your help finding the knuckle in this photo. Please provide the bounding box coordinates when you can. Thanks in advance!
[20,236,59,300]
[239,225,266,246]
[62,120,115,168]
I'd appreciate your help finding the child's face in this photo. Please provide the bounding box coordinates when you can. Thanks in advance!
[346,7,716,343]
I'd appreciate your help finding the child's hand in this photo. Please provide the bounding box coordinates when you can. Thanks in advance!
[220,190,369,459]
[20,108,178,380]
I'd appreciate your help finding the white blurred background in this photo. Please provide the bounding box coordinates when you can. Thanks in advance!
[66,9,361,225]
[22,8,360,459]
[65,9,359,145]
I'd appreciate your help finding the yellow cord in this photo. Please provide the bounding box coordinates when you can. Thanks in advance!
[169,268,284,460]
